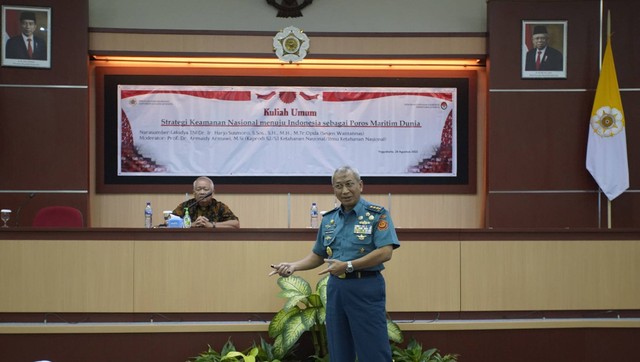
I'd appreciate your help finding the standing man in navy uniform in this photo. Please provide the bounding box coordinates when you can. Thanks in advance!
[270,165,400,361]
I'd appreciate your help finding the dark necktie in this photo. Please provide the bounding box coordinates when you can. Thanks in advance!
[27,39,33,58]
[535,50,542,70]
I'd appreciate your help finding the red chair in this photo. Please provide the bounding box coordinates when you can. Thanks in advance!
[32,206,84,228]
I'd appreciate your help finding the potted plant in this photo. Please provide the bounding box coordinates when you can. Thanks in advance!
[188,339,238,362]
[268,274,403,360]
[187,338,284,362]
[188,275,458,361]
[392,338,459,362]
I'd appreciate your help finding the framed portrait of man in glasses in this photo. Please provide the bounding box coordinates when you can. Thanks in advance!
[2,5,51,69]
[522,20,567,79]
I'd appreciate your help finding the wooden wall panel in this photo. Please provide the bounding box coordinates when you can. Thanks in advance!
[622,91,640,188]
[461,239,640,311]
[0,86,89,226]
[133,240,313,313]
[1,328,640,362]
[487,1,599,90]
[133,239,461,313]
[0,88,88,189]
[605,0,640,86]
[0,193,88,228]
[0,0,88,86]
[90,192,485,229]
[486,0,640,228]
[486,193,598,228]
[0,239,134,312]
[2,229,639,313]
[89,32,487,59]
[0,0,89,226]
[488,91,594,190]
[385,240,461,311]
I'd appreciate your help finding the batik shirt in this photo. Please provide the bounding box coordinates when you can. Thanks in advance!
[172,198,239,223]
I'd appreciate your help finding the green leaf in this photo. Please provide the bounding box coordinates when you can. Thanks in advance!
[306,293,322,307]
[386,319,404,344]
[189,343,222,362]
[220,340,237,356]
[221,347,260,362]
[221,351,243,361]
[272,335,286,359]
[315,275,328,293]
[283,294,309,310]
[318,283,327,307]
[269,307,299,337]
[281,314,307,352]
[256,337,276,361]
[299,306,318,329]
[317,304,326,325]
[319,275,329,286]
[277,275,311,296]
[246,347,259,358]
[278,289,305,299]
[423,347,438,358]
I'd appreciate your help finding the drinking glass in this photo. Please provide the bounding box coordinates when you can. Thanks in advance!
[1,209,11,227]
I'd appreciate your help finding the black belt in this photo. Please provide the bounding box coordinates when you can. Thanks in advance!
[337,270,379,279]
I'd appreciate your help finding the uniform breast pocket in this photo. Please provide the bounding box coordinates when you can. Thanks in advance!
[351,233,374,255]
[353,224,373,245]
[352,234,372,245]
[322,233,336,246]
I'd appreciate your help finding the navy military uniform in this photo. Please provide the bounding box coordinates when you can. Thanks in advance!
[312,198,400,361]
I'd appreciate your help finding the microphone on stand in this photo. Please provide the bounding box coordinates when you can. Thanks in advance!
[15,193,36,227]
[185,191,213,210]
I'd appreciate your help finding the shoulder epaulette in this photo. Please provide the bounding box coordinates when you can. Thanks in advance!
[323,206,340,216]
[365,204,385,214]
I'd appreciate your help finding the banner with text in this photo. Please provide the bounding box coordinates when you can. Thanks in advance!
[118,85,456,177]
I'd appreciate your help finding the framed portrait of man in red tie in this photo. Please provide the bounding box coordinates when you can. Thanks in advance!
[1,5,51,69]
[522,20,567,79]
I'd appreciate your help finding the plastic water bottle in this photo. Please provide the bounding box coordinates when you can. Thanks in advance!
[310,202,319,228]
[144,202,153,228]
[183,208,192,228]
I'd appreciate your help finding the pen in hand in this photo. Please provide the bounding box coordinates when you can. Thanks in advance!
[269,264,292,276]
[269,264,276,276]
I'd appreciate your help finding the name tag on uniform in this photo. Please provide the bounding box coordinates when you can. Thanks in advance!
[353,224,372,234]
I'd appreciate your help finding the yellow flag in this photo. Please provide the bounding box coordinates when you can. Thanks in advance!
[586,34,628,200]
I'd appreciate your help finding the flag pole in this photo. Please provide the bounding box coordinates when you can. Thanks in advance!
[606,10,612,229]
[598,0,604,230]
[607,200,611,229]
[589,7,628,228]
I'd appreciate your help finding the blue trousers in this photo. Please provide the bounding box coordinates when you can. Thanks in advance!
[326,273,392,362]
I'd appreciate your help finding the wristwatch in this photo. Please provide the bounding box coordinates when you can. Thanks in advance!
[346,261,354,273]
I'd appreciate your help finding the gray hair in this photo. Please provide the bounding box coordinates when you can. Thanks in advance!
[193,176,214,190]
[332,166,361,184]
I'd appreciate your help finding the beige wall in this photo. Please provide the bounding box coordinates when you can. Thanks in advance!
[88,0,487,33]
[90,192,486,228]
